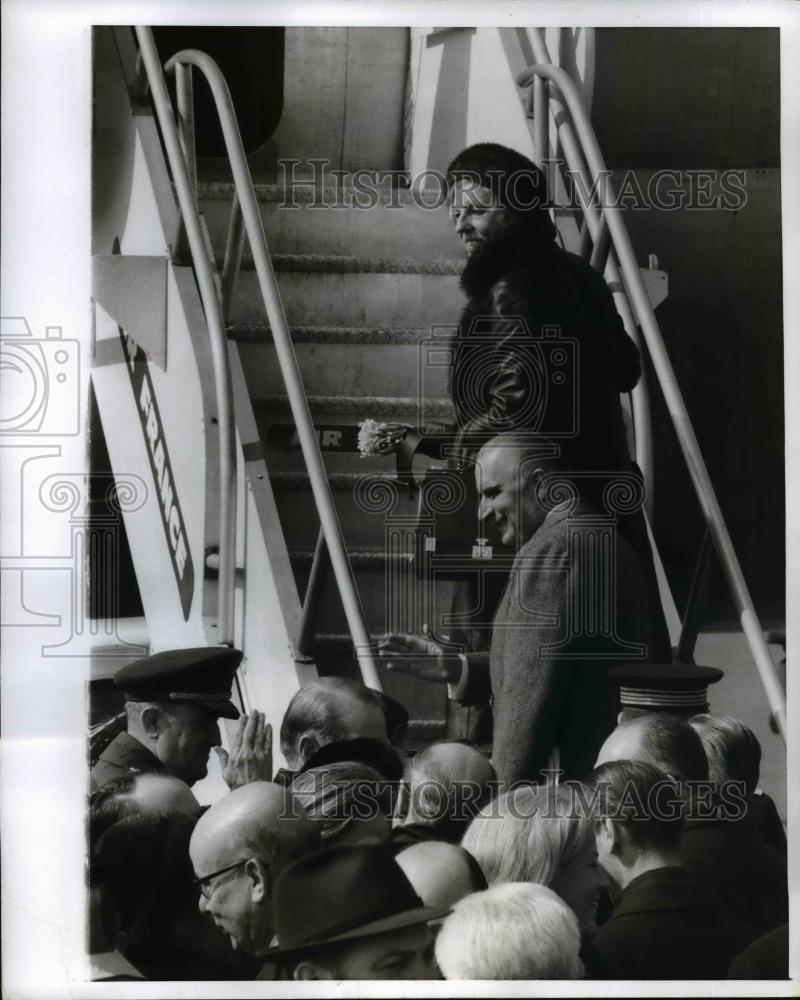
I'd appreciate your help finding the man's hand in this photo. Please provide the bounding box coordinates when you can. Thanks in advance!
[378,632,462,684]
[215,711,273,789]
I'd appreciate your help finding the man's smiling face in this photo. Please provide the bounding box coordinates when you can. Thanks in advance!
[475,444,547,549]
[448,178,511,257]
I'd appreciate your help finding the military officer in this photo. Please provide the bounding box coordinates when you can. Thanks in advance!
[90,647,271,793]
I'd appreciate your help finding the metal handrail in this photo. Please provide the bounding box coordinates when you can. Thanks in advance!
[517,49,786,740]
[135,27,236,646]
[135,27,382,690]
[523,31,655,513]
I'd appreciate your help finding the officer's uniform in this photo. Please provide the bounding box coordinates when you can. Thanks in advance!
[90,647,241,792]
[609,662,723,719]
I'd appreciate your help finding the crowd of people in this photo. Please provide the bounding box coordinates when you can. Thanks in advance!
[88,143,786,981]
[88,659,788,982]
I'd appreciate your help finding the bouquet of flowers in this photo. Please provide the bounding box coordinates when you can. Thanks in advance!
[357,420,410,457]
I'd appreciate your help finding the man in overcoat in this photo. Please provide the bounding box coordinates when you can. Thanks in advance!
[380,433,661,784]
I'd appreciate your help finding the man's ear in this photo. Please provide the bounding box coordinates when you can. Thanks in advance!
[393,780,410,827]
[595,817,614,853]
[601,817,623,856]
[529,466,546,498]
[140,706,167,741]
[293,958,334,981]
[297,733,321,765]
[244,858,268,903]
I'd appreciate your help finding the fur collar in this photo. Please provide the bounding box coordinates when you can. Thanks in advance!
[460,225,555,299]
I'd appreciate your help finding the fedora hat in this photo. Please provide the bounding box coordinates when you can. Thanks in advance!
[267,844,451,959]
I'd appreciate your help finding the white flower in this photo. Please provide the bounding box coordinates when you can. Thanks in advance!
[357,419,389,456]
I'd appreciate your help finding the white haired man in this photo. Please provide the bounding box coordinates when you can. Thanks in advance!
[435,882,585,980]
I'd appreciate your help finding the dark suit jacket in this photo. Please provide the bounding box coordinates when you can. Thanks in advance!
[90,732,169,792]
[741,791,787,855]
[680,819,788,941]
[456,501,656,784]
[591,866,752,980]
[728,923,789,980]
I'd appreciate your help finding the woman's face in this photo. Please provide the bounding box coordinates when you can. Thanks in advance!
[550,835,605,934]
[448,179,511,256]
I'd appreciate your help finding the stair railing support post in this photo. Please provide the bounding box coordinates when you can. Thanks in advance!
[676,528,716,664]
[533,73,548,169]
[295,526,330,660]
[221,193,246,322]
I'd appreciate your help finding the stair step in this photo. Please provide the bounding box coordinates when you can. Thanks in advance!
[231,253,462,275]
[236,339,448,398]
[273,487,419,548]
[261,449,410,477]
[229,269,463,327]
[198,179,438,206]
[308,632,385,653]
[288,543,459,642]
[255,394,454,419]
[272,471,385,491]
[228,324,436,346]
[290,547,411,569]
[198,179,460,258]
[291,572,458,640]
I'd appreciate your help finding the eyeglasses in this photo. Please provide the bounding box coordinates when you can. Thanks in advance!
[193,859,248,900]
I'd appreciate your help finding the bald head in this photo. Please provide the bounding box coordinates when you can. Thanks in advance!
[191,781,317,870]
[130,773,201,816]
[410,742,496,792]
[477,432,561,472]
[396,842,488,908]
[403,741,497,835]
[475,434,563,548]
[280,678,388,771]
[595,714,709,782]
[189,782,321,956]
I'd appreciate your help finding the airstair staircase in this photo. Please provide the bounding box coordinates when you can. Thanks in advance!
[90,25,786,794]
